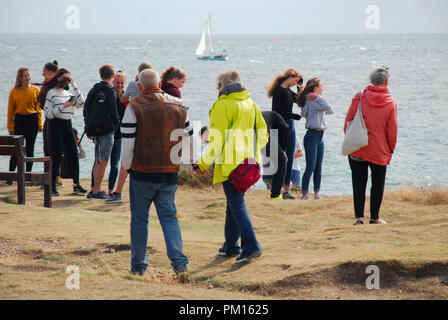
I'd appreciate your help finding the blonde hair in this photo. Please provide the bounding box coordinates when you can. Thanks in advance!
[267,68,302,98]
[15,67,30,88]
[217,70,241,88]
[115,70,127,81]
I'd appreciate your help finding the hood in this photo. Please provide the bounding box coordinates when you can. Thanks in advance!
[93,81,113,92]
[218,82,250,100]
[363,85,394,108]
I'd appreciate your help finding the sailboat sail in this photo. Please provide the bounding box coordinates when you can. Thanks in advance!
[195,27,207,56]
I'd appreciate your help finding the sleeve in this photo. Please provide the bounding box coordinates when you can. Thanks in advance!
[255,103,269,162]
[314,96,334,114]
[106,88,119,127]
[123,82,134,99]
[7,90,16,133]
[120,104,137,170]
[71,84,85,108]
[34,87,43,131]
[386,102,398,153]
[197,102,229,171]
[43,90,58,120]
[276,113,290,151]
[181,118,201,165]
[344,91,362,133]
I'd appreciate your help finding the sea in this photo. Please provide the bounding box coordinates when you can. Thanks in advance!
[0,33,447,196]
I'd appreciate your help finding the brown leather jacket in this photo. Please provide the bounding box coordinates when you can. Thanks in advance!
[129,88,187,173]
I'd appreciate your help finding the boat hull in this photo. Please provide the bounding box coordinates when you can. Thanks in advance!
[196,56,228,61]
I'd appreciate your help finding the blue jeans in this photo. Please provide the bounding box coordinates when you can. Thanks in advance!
[129,180,188,274]
[108,137,122,191]
[221,180,262,256]
[283,119,296,187]
[291,169,301,187]
[301,129,324,194]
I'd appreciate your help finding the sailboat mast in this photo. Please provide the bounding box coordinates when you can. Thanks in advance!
[207,14,214,54]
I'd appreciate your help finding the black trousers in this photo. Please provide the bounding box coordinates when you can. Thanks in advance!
[262,142,287,198]
[349,157,387,220]
[48,118,79,188]
[9,113,38,172]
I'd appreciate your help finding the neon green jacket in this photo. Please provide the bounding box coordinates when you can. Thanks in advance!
[198,89,269,184]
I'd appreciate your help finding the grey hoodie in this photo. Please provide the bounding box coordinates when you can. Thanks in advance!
[301,95,334,130]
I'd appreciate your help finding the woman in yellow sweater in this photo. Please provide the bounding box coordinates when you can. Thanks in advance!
[7,67,43,173]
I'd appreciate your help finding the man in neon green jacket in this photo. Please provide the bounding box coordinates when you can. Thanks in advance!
[194,70,269,263]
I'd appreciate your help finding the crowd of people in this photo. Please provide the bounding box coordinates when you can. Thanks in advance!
[5,62,397,281]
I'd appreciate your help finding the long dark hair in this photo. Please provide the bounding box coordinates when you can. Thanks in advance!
[267,68,302,98]
[297,77,321,108]
[38,68,70,106]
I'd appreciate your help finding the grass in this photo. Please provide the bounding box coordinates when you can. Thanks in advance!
[0,180,447,300]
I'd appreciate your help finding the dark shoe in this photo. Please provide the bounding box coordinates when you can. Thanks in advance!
[105,192,122,204]
[130,269,145,276]
[282,191,296,200]
[6,181,13,186]
[51,189,60,197]
[88,191,110,200]
[235,250,262,263]
[73,185,88,195]
[218,247,240,257]
[353,220,364,225]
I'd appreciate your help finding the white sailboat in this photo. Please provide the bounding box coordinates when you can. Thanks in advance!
[195,15,228,61]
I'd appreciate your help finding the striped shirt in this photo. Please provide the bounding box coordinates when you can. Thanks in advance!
[43,84,84,120]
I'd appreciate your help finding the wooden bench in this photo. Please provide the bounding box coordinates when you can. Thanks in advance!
[0,135,52,208]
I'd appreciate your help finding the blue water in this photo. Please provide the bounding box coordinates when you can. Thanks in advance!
[1,34,447,195]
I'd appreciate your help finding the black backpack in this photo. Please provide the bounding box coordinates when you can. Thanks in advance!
[84,87,115,137]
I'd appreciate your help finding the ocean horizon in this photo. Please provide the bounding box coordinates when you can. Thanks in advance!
[1,33,447,195]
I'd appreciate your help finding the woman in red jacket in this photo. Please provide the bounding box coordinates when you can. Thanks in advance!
[344,66,397,225]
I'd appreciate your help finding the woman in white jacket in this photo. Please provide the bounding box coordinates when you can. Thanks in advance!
[42,68,87,196]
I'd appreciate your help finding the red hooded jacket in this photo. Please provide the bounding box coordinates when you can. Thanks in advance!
[344,85,397,165]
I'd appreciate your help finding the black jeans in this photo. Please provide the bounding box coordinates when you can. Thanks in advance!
[48,118,80,188]
[349,157,387,220]
[270,143,287,198]
[9,113,38,172]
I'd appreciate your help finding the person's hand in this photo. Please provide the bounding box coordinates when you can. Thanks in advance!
[192,164,204,175]
[306,93,318,100]
[284,151,288,161]
[87,135,94,141]
[64,100,76,108]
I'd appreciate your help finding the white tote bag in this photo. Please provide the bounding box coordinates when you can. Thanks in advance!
[341,92,368,156]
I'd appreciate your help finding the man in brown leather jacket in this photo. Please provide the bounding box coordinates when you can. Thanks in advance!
[121,69,193,282]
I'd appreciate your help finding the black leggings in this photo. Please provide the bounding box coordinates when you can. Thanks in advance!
[9,113,38,172]
[48,118,79,188]
[349,157,387,220]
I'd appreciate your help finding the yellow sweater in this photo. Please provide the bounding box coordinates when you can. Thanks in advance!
[7,86,43,133]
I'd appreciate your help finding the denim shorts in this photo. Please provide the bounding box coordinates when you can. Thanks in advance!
[94,133,114,160]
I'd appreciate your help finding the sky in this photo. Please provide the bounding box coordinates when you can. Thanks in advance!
[0,0,447,34]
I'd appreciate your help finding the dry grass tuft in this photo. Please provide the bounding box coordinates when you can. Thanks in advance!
[385,185,448,205]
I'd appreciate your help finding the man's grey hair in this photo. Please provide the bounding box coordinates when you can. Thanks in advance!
[138,69,160,89]
[370,66,390,86]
